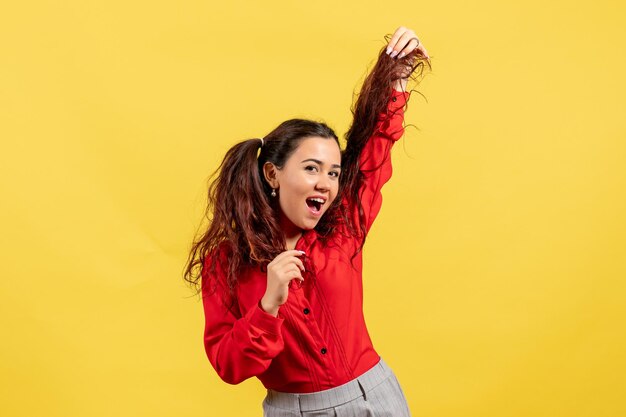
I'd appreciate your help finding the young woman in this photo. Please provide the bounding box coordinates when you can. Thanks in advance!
[184,26,430,417]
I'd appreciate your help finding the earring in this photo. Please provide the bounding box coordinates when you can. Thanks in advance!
[271,188,277,197]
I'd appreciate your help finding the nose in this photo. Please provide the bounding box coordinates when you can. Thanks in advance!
[315,173,332,191]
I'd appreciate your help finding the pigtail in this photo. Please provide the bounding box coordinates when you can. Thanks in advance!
[184,138,282,298]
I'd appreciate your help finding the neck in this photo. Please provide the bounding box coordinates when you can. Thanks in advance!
[278,211,303,250]
[285,232,302,250]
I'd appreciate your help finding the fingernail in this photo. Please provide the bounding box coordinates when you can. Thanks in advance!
[398,51,405,59]
[299,250,305,254]
[390,50,398,58]
[386,46,392,55]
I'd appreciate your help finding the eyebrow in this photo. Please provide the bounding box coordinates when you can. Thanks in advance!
[301,158,342,169]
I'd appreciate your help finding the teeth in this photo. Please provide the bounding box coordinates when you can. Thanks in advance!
[308,198,325,204]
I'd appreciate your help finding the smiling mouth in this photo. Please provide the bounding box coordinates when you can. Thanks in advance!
[305,198,323,214]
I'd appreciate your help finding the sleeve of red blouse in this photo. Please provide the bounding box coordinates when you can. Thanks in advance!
[351,88,409,239]
[201,248,285,385]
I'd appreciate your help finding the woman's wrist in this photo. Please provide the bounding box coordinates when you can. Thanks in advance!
[260,298,279,317]
[393,78,408,92]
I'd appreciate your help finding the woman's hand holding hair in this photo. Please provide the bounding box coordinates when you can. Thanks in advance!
[385,26,430,91]
[260,250,306,317]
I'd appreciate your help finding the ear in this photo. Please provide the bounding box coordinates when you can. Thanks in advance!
[262,162,279,188]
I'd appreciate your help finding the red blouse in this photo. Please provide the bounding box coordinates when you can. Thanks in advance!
[201,88,410,393]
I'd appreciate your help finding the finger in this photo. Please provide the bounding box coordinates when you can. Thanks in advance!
[284,249,306,257]
[386,26,408,56]
[290,256,305,272]
[271,249,305,265]
[288,274,304,289]
[282,265,304,281]
[417,44,430,60]
[282,264,303,277]
[287,267,304,282]
[407,38,429,60]
[274,254,306,273]
[293,271,305,283]
[399,37,420,59]
[394,32,418,59]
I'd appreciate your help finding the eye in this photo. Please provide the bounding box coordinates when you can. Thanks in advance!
[330,171,340,178]
[305,165,318,172]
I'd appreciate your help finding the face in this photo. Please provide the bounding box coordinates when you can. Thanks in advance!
[264,136,342,234]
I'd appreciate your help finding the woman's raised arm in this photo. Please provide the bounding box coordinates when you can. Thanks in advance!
[337,26,430,247]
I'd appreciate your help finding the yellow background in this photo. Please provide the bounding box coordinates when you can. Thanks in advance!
[1,0,625,416]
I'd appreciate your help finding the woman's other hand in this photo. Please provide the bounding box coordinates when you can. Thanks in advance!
[260,250,305,317]
[385,26,429,91]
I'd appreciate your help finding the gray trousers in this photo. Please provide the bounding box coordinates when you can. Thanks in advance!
[262,357,412,417]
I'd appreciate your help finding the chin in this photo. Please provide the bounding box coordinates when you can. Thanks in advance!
[301,220,320,230]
